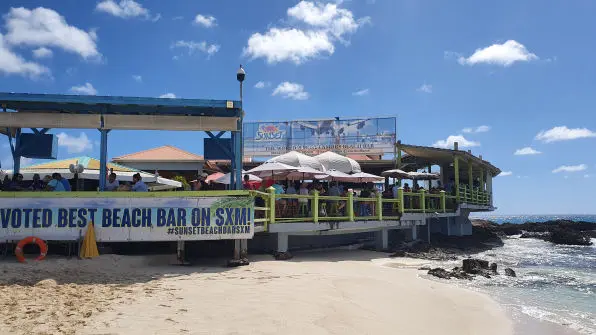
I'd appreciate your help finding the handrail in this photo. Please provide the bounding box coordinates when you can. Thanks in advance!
[251,185,476,228]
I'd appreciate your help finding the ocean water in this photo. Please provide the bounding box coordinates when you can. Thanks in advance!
[428,236,596,334]
[471,214,596,224]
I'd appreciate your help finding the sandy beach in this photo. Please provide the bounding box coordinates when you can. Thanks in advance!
[0,250,512,335]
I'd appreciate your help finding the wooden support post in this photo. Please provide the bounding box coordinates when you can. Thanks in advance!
[377,193,383,221]
[398,187,404,214]
[440,190,446,212]
[468,161,473,199]
[347,192,354,221]
[267,187,276,224]
[313,190,319,223]
[420,189,426,213]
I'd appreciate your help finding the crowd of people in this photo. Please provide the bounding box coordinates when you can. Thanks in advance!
[0,173,72,192]
[253,179,382,218]
[0,171,149,192]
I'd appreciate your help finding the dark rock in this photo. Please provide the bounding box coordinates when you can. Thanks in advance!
[504,268,516,277]
[274,252,293,260]
[450,268,473,280]
[520,231,549,240]
[428,268,452,279]
[490,262,498,274]
[227,258,250,267]
[389,250,406,258]
[462,258,489,274]
[547,229,593,246]
[418,266,431,271]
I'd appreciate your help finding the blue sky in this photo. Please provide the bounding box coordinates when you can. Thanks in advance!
[0,0,595,214]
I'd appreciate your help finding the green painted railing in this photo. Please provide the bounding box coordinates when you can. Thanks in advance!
[250,187,460,231]
[457,185,491,206]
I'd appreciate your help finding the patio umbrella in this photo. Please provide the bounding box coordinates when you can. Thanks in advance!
[314,151,361,173]
[266,151,325,171]
[245,162,298,178]
[284,166,325,181]
[381,169,411,179]
[347,172,384,183]
[213,171,262,185]
[315,169,353,181]
[205,172,224,184]
[407,171,440,180]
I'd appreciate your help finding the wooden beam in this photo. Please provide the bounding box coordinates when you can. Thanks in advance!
[0,112,239,131]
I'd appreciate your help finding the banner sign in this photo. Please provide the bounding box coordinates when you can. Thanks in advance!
[243,117,397,157]
[0,196,254,242]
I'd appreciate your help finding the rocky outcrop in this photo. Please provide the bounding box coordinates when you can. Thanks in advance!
[504,268,516,277]
[426,258,512,280]
[473,219,595,246]
[547,229,592,246]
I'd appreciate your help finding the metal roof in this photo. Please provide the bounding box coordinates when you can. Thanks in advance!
[0,93,242,131]
[0,92,242,117]
[399,143,501,175]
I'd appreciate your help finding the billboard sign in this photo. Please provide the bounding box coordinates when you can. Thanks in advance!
[0,196,254,242]
[243,117,396,157]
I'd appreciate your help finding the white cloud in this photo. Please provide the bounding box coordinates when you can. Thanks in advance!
[462,125,491,133]
[458,40,538,67]
[287,1,370,41]
[585,174,590,178]
[514,147,541,155]
[432,135,480,149]
[194,14,217,28]
[171,40,220,58]
[254,81,270,89]
[32,47,52,59]
[272,82,309,100]
[244,28,334,65]
[552,164,587,174]
[417,84,432,93]
[244,1,368,64]
[132,75,142,83]
[352,88,369,96]
[535,126,596,143]
[96,0,159,21]
[0,33,49,77]
[159,93,176,98]
[56,132,93,154]
[69,83,97,95]
[498,171,513,177]
[4,7,100,60]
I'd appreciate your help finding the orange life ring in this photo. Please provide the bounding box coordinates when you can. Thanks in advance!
[15,236,48,263]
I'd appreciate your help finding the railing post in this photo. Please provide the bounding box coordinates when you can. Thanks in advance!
[267,186,276,225]
[440,190,446,213]
[398,187,404,214]
[377,193,383,221]
[347,192,354,221]
[420,189,426,213]
[454,156,460,203]
[313,190,319,223]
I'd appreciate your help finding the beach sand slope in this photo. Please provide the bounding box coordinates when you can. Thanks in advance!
[80,250,512,335]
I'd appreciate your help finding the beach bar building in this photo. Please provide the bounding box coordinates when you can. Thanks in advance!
[0,92,500,260]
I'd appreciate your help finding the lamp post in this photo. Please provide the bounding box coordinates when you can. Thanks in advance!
[234,65,245,191]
